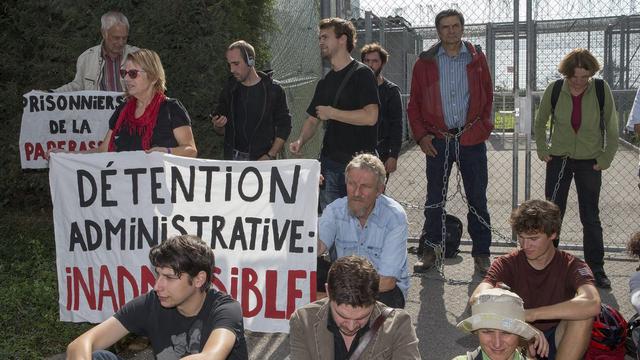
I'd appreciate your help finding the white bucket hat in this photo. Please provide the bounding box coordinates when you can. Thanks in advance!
[457,288,537,340]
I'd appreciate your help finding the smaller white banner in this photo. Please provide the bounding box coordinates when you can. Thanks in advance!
[19,90,124,169]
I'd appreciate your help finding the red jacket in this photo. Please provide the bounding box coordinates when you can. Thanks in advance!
[407,41,494,146]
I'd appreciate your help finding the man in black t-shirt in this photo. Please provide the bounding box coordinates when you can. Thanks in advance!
[289,18,379,211]
[212,40,292,161]
[361,43,403,177]
[66,235,248,360]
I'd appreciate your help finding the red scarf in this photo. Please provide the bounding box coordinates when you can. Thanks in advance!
[109,92,166,151]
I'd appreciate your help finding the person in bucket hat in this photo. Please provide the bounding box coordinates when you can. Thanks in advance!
[454,288,547,360]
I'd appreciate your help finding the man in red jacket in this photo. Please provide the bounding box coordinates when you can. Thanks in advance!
[408,9,494,274]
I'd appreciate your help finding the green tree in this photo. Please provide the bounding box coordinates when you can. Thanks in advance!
[0,0,275,209]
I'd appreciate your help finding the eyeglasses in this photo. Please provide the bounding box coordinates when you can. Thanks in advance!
[119,69,146,79]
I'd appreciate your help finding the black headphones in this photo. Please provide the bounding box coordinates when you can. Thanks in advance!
[241,46,255,67]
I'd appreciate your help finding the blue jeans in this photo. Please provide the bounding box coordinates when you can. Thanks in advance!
[92,350,124,360]
[421,138,491,257]
[319,155,347,213]
[545,156,604,273]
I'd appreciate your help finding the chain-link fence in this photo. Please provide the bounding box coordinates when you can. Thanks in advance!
[268,0,324,159]
[269,0,640,251]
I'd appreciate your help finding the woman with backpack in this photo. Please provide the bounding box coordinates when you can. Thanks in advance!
[534,48,618,289]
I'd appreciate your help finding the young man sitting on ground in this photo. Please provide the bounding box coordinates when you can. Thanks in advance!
[66,234,248,360]
[469,199,600,360]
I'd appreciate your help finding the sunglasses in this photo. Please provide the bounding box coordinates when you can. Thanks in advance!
[119,69,146,79]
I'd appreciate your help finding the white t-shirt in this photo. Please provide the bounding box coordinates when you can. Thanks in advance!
[629,271,640,314]
[628,89,640,168]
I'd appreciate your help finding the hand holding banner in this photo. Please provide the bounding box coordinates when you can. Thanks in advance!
[19,90,124,169]
[49,151,319,333]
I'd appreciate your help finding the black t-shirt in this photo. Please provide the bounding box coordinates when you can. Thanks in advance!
[108,98,191,152]
[114,289,248,360]
[232,82,266,152]
[307,60,380,165]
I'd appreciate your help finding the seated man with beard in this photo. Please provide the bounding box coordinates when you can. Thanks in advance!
[317,153,409,308]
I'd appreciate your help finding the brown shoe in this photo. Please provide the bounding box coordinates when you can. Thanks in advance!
[474,256,491,275]
[414,246,436,273]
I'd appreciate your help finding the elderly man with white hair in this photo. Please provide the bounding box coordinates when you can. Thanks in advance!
[55,11,138,92]
[317,153,410,309]
[455,287,548,360]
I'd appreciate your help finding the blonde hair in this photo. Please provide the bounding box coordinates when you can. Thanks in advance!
[345,153,386,188]
[126,49,166,95]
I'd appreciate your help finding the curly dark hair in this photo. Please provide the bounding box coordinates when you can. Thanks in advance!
[360,43,389,65]
[510,199,561,236]
[627,232,640,259]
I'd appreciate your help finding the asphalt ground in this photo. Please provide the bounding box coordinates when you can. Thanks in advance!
[49,244,639,360]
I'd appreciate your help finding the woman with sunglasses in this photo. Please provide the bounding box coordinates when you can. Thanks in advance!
[97,48,197,156]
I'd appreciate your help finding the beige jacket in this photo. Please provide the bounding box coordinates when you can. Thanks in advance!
[289,299,421,360]
[55,43,138,92]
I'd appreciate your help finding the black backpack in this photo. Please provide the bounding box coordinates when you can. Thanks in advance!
[548,78,607,151]
[444,214,463,258]
[626,313,640,359]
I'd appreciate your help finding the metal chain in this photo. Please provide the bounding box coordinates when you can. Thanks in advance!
[452,136,512,244]
[395,120,513,277]
[422,135,452,276]
[550,156,568,203]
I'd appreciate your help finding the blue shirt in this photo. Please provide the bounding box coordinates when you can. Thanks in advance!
[438,43,472,129]
[319,195,410,297]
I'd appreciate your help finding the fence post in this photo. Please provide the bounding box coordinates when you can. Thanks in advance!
[604,24,614,86]
[621,16,629,89]
[365,11,373,45]
[525,0,535,202]
[379,15,386,47]
[512,0,520,242]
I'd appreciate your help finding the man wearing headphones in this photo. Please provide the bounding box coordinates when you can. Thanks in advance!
[212,40,292,160]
